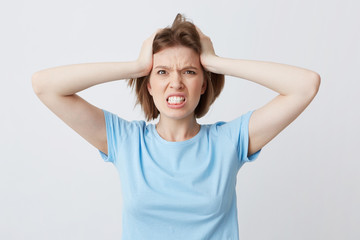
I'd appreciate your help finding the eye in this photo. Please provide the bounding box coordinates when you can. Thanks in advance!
[184,70,196,75]
[157,70,166,75]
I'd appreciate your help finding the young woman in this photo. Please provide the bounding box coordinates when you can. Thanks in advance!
[32,14,320,240]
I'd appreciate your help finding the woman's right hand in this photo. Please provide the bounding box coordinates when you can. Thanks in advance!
[135,30,159,77]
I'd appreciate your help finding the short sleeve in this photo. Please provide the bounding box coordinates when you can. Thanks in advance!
[98,109,128,163]
[219,111,261,164]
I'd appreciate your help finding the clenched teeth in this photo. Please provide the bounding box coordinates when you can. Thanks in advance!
[167,96,185,104]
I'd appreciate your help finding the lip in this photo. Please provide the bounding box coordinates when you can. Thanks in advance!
[166,93,186,100]
[167,100,186,109]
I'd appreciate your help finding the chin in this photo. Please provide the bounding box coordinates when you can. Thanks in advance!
[160,109,195,121]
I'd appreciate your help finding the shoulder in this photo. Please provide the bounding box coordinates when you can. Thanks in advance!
[203,111,260,163]
[102,109,149,138]
[204,111,254,136]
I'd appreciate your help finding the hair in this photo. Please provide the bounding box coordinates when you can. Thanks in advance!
[128,13,225,121]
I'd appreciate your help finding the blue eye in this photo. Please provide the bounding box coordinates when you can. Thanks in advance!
[157,70,166,75]
[185,70,196,74]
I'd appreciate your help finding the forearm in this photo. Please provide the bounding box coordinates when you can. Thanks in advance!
[204,56,320,96]
[32,61,145,96]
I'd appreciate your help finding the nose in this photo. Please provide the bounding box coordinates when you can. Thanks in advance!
[169,73,184,89]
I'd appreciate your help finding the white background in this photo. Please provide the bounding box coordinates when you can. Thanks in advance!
[1,0,359,239]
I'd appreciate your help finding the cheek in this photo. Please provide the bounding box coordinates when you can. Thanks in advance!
[147,78,166,98]
[195,77,206,93]
[147,76,160,96]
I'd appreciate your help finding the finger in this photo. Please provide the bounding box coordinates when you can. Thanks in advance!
[152,28,162,38]
[195,26,207,38]
[144,28,162,44]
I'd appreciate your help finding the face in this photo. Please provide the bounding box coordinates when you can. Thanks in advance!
[147,45,207,122]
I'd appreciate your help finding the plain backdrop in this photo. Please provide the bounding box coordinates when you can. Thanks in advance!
[1,0,359,239]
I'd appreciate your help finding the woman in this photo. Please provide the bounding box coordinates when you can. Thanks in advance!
[32,14,320,240]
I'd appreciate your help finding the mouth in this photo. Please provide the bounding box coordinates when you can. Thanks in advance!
[167,96,185,105]
[166,95,186,109]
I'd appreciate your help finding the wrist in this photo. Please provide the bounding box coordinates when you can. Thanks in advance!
[134,59,153,78]
[201,55,221,74]
[129,60,152,79]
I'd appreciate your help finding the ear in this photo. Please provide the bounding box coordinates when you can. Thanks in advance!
[201,77,207,94]
[147,81,153,96]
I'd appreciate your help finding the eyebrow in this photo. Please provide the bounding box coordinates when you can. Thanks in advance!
[154,65,199,71]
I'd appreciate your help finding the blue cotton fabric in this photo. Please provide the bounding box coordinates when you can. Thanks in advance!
[99,109,260,240]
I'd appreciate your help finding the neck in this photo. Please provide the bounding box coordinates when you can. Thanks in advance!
[156,115,200,142]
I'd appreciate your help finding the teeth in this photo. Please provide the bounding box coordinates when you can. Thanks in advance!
[167,96,185,104]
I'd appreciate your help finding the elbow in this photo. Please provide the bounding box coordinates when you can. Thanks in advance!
[302,71,321,99]
[31,71,45,96]
[309,71,321,97]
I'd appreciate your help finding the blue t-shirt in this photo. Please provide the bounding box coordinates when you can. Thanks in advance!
[99,109,260,240]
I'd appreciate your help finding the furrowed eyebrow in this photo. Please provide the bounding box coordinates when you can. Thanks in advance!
[182,66,199,71]
[154,65,199,71]
[154,65,171,70]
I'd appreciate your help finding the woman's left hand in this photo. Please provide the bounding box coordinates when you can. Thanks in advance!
[196,26,218,72]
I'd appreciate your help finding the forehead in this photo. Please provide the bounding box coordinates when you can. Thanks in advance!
[153,46,201,67]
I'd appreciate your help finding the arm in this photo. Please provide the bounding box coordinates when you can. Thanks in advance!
[32,32,156,154]
[197,28,321,156]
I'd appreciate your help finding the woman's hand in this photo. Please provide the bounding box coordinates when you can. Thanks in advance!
[135,30,159,77]
[196,26,219,72]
